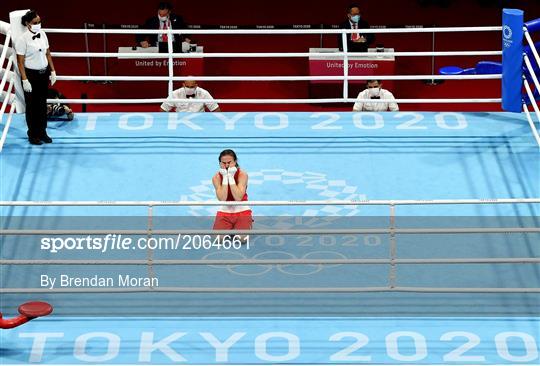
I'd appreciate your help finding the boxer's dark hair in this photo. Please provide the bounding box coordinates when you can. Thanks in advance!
[219,149,239,167]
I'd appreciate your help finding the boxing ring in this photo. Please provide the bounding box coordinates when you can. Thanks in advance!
[0,9,539,366]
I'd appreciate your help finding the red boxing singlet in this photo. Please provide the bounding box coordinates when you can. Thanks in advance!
[219,168,250,214]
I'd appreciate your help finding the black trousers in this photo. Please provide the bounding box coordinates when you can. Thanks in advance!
[23,67,50,138]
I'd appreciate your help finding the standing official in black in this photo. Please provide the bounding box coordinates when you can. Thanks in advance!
[16,10,57,145]
[338,4,375,53]
[136,2,191,53]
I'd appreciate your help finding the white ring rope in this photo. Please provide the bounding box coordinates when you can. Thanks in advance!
[3,258,539,265]
[524,29,540,69]
[524,55,540,96]
[0,77,14,116]
[0,31,11,69]
[0,95,15,152]
[1,23,537,296]
[48,98,502,104]
[0,57,13,93]
[51,51,503,58]
[56,75,502,82]
[0,32,15,153]
[342,33,350,99]
[42,26,502,35]
[523,81,540,148]
[1,287,537,294]
[1,198,538,206]
[2,227,539,236]
[524,80,540,123]
[523,104,540,147]
[0,26,503,107]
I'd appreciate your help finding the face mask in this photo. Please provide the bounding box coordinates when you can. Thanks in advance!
[185,87,196,95]
[30,24,41,32]
[350,15,360,23]
[158,13,169,21]
[368,87,381,98]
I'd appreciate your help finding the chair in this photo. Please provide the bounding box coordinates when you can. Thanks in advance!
[439,66,476,75]
[474,61,502,74]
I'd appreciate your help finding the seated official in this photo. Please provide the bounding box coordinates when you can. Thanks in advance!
[160,79,221,113]
[353,80,399,112]
[136,2,190,53]
[338,3,374,53]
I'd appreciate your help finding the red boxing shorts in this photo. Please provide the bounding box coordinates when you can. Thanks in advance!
[213,210,253,230]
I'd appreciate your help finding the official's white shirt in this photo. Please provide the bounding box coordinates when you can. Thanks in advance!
[161,87,219,112]
[353,88,399,112]
[15,30,49,70]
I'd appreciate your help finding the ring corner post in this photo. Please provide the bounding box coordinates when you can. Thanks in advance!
[502,8,524,113]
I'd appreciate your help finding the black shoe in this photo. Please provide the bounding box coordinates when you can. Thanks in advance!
[29,137,43,145]
[41,135,53,143]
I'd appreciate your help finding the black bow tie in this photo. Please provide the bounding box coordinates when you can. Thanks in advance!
[32,33,41,40]
[371,96,381,99]
[186,94,196,99]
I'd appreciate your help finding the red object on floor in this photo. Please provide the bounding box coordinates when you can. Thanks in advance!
[18,302,53,318]
[0,302,53,329]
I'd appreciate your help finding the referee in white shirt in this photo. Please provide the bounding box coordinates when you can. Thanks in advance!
[353,80,399,112]
[16,10,57,145]
[160,79,221,113]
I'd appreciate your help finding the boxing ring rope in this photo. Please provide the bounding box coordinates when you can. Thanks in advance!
[53,51,503,57]
[0,31,12,70]
[2,287,539,294]
[0,77,14,116]
[50,97,502,104]
[0,29,16,152]
[2,197,539,206]
[44,26,503,34]
[2,227,539,235]
[32,25,504,105]
[522,22,540,147]
[6,287,536,294]
[3,258,540,265]
[0,57,14,91]
[523,81,540,146]
[0,84,16,153]
[56,75,502,81]
[1,21,538,295]
[524,30,540,67]
[2,198,538,294]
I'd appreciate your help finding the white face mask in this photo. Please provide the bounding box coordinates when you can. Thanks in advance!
[30,24,41,33]
[368,87,381,98]
[158,14,169,22]
[185,87,196,95]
